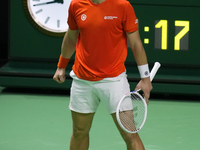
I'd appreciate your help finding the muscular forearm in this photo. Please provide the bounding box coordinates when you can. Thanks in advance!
[127,31,148,66]
[131,42,148,66]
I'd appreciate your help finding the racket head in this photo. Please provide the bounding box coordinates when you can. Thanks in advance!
[116,91,147,134]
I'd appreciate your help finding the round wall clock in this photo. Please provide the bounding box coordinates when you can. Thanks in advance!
[23,0,71,37]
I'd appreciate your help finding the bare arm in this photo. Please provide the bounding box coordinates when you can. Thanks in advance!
[53,28,79,83]
[127,30,152,104]
[61,28,80,58]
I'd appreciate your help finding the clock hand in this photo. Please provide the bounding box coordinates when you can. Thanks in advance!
[33,0,64,6]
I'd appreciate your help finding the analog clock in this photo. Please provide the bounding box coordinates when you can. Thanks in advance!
[23,0,71,37]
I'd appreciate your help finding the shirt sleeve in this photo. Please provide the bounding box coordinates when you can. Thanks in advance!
[67,1,79,30]
[123,1,138,33]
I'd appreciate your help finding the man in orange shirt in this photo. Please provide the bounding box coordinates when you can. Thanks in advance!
[53,0,152,149]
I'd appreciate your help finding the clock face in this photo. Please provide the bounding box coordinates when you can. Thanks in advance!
[24,0,71,36]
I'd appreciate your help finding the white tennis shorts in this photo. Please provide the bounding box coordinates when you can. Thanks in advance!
[69,70,130,114]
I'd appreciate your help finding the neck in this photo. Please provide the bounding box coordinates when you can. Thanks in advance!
[91,0,105,4]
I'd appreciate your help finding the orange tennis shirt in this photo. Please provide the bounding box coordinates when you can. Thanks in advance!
[68,0,138,81]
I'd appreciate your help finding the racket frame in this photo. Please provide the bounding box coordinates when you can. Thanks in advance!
[116,91,147,134]
[116,62,161,134]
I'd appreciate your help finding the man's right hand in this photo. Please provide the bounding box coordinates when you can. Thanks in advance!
[53,68,66,84]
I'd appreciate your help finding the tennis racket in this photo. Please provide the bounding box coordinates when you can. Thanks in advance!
[116,62,161,134]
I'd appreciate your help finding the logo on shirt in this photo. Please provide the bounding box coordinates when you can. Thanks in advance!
[104,16,118,20]
[81,14,87,21]
[135,19,138,24]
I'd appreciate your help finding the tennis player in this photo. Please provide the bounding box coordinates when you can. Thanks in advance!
[53,0,152,149]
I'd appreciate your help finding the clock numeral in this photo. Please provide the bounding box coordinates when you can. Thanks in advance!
[154,20,190,50]
[57,20,60,28]
[174,21,190,51]
[155,20,168,50]
[36,9,43,14]
[45,17,50,24]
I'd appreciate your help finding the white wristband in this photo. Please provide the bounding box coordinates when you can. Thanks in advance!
[138,64,150,78]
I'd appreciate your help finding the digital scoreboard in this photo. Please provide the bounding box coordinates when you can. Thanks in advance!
[125,2,200,67]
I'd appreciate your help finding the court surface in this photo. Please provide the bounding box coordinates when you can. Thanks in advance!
[0,87,200,150]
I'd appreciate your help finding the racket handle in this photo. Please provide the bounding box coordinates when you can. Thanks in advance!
[150,62,161,81]
[136,62,161,93]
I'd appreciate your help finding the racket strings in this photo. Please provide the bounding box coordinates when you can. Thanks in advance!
[119,110,136,131]
[132,94,145,127]
[118,93,145,132]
